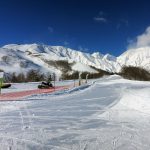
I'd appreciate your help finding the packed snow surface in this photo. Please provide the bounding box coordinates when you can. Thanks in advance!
[0,75,150,149]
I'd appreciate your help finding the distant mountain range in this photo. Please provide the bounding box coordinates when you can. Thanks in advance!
[0,43,150,77]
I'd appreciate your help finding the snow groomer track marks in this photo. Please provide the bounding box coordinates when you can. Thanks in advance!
[0,86,69,101]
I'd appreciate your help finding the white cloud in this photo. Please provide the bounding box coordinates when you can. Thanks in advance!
[63,41,69,46]
[78,46,89,52]
[99,11,105,16]
[117,19,129,29]
[128,26,150,49]
[121,19,129,27]
[94,17,107,23]
[94,11,107,23]
[48,26,54,33]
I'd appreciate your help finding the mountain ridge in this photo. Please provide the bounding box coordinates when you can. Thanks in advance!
[0,43,150,77]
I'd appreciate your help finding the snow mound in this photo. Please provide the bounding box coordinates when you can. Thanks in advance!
[119,88,150,114]
[72,62,98,73]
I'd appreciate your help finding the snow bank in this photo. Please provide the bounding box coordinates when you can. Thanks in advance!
[119,88,150,114]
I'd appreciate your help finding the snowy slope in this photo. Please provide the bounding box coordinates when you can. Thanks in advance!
[72,62,98,73]
[117,47,150,70]
[0,75,150,149]
[0,44,120,75]
[1,43,150,75]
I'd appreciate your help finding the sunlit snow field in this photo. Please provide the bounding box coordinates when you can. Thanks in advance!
[0,75,150,150]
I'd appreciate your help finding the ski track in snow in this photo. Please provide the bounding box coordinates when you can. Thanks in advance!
[0,75,150,149]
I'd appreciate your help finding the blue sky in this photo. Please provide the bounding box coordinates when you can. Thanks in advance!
[0,0,150,56]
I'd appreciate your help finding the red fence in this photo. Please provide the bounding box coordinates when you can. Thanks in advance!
[0,86,70,101]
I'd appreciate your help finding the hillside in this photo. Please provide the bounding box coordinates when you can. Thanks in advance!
[0,44,120,76]
[0,44,150,78]
[117,47,150,71]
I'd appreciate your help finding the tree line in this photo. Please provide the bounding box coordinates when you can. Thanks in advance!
[1,66,150,83]
[119,66,150,81]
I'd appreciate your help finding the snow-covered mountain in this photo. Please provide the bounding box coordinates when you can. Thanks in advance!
[117,47,150,71]
[0,43,150,76]
[0,44,120,75]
